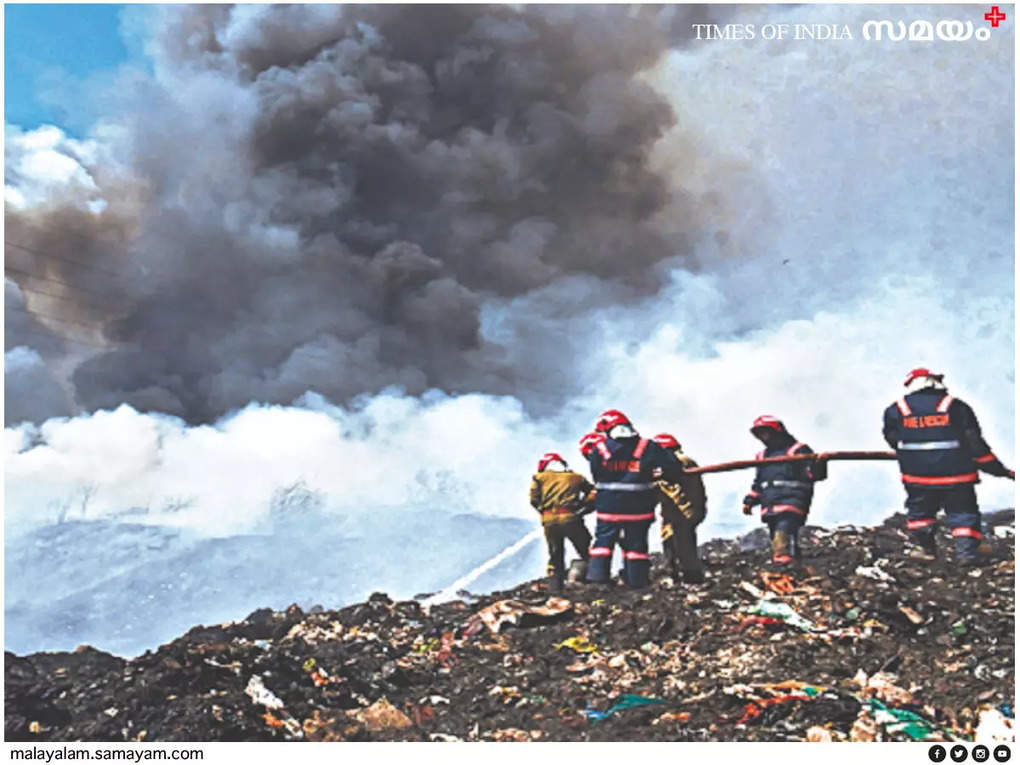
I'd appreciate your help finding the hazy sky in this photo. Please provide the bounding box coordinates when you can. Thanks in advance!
[5,4,130,131]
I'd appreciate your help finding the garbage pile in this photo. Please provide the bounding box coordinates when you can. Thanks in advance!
[5,512,1014,742]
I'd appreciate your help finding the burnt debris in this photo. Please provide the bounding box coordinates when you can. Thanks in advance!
[5,512,1014,742]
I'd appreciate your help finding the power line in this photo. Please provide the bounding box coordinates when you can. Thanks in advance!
[4,240,170,290]
[7,280,120,314]
[4,264,122,304]
[5,240,131,281]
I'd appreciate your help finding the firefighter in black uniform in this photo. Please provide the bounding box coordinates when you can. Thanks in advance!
[742,415,825,566]
[883,368,1014,565]
[651,433,707,584]
[580,410,684,589]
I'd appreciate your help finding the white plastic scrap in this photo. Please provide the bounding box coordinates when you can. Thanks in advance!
[855,565,895,582]
[245,675,285,710]
[975,707,1014,743]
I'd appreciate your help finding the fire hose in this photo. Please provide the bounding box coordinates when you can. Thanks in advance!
[681,450,898,475]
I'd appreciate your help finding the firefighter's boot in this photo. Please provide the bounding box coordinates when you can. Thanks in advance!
[908,530,938,561]
[953,534,982,567]
[566,559,587,585]
[770,529,793,566]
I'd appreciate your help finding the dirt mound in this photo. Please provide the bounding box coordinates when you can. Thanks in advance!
[5,513,1014,742]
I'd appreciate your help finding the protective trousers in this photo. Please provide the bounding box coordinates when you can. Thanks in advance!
[904,485,981,560]
[544,517,592,582]
[660,505,705,582]
[765,511,803,564]
[587,518,652,588]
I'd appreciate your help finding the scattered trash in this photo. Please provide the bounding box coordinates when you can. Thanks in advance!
[865,698,947,741]
[351,698,413,732]
[858,672,914,706]
[759,572,795,595]
[4,511,1012,743]
[555,636,598,654]
[975,707,1014,743]
[726,681,831,725]
[245,676,285,710]
[652,711,691,725]
[466,598,574,635]
[898,605,925,625]
[583,694,668,721]
[855,565,895,582]
[747,600,820,632]
[806,725,834,742]
[488,728,538,741]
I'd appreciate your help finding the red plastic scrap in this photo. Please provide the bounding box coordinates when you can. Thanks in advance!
[737,694,805,725]
[760,572,796,595]
[737,616,786,630]
[437,632,457,667]
[263,712,285,728]
[413,705,435,726]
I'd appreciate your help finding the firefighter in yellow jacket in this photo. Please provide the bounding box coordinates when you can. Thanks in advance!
[530,452,594,593]
[652,434,707,584]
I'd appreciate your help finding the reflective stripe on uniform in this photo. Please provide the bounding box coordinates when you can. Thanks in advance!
[762,504,807,516]
[936,395,955,413]
[975,453,997,463]
[901,472,978,485]
[761,480,812,488]
[595,512,655,522]
[589,546,612,557]
[623,551,650,561]
[632,438,650,459]
[951,527,981,539]
[786,442,806,456]
[897,440,961,450]
[896,398,911,416]
[595,482,655,491]
[906,519,936,529]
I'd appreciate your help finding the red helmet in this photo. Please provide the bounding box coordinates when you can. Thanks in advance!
[579,431,608,458]
[594,409,632,433]
[904,367,944,387]
[750,415,786,434]
[537,452,566,472]
[653,433,680,449]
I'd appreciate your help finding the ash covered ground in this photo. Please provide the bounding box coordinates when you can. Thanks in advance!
[6,512,1014,742]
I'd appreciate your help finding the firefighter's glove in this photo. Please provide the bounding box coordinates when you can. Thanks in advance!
[741,504,753,516]
[809,457,828,482]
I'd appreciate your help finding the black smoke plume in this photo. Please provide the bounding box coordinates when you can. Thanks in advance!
[5,5,727,423]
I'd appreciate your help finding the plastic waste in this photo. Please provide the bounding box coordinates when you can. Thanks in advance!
[806,725,834,742]
[245,676,285,710]
[866,699,944,741]
[855,565,895,582]
[351,698,413,732]
[582,694,668,722]
[555,636,598,654]
[467,597,573,634]
[975,707,1014,743]
[747,600,820,632]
